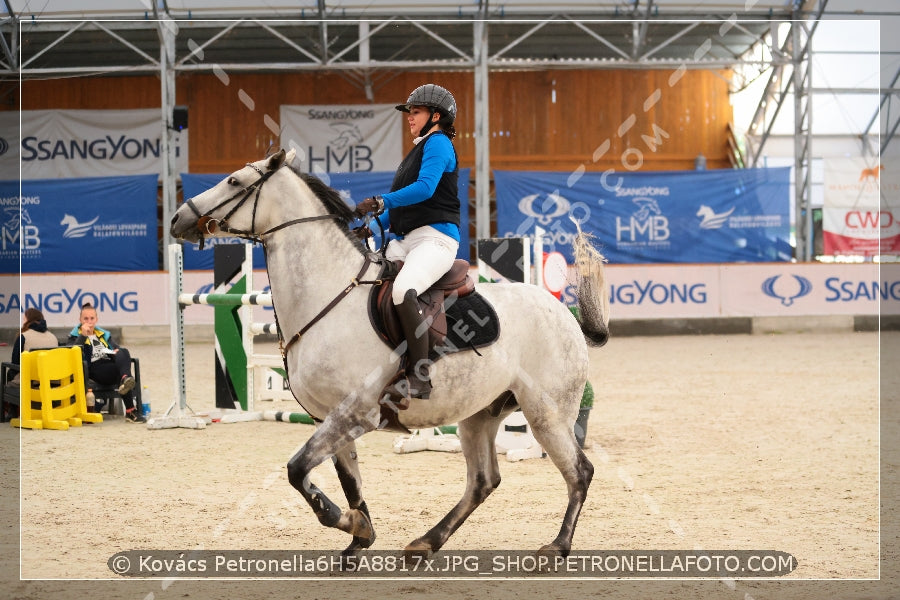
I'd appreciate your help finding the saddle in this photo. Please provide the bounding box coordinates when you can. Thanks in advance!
[368,258,501,433]
[372,259,475,351]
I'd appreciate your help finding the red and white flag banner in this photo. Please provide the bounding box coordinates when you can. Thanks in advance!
[822,158,899,256]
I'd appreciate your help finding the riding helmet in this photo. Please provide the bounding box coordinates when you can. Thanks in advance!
[396,84,457,123]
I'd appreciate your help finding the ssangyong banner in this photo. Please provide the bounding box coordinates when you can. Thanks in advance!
[0,175,159,273]
[495,168,792,264]
[718,262,883,317]
[180,169,471,267]
[5,261,893,328]
[5,270,274,327]
[279,104,401,175]
[822,158,898,256]
[557,263,884,319]
[1,109,188,181]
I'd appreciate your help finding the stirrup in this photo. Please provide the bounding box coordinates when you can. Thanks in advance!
[380,371,431,409]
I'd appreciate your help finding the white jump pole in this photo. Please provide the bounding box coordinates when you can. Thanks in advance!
[147,244,207,430]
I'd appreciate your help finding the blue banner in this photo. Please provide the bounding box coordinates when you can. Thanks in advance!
[181,168,470,269]
[1,174,159,274]
[495,168,791,264]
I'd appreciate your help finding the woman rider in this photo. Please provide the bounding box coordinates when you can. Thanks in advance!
[353,84,460,404]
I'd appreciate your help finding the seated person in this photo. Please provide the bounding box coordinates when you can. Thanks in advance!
[67,302,145,423]
[12,307,60,366]
[5,308,60,419]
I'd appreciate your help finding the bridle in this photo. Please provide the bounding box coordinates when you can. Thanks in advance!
[184,161,339,248]
[182,159,383,382]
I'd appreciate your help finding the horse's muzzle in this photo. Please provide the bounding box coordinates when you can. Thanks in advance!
[170,209,202,243]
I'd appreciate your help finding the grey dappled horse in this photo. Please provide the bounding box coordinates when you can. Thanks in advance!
[170,149,610,558]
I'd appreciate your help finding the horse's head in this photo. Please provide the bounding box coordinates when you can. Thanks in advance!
[170,149,294,245]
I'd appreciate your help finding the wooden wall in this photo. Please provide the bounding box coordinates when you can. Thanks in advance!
[14,68,734,174]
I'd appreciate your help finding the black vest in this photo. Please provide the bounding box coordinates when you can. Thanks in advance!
[389,132,460,237]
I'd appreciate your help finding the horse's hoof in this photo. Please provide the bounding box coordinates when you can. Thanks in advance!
[536,543,568,558]
[403,540,433,560]
[341,538,368,557]
[337,508,375,542]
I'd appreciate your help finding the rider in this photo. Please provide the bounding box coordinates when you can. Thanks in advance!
[353,83,460,403]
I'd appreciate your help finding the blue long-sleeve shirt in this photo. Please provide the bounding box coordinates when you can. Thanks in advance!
[376,133,459,241]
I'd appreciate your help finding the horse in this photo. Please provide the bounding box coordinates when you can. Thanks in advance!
[859,165,883,181]
[169,149,611,558]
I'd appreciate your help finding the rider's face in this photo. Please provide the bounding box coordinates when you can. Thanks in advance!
[407,105,437,137]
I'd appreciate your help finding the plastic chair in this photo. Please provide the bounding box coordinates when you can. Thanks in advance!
[1,345,60,423]
[11,347,103,430]
[0,361,20,422]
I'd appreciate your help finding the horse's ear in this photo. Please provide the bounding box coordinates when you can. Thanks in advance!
[266,149,286,171]
[285,148,297,165]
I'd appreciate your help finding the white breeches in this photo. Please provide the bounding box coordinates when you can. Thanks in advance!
[386,226,459,305]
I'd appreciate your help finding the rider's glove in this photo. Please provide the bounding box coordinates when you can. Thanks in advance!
[353,195,384,218]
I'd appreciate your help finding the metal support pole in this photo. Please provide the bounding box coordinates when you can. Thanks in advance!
[473,19,491,243]
[158,18,178,270]
[792,20,813,261]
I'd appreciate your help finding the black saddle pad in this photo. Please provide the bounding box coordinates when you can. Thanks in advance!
[430,290,500,360]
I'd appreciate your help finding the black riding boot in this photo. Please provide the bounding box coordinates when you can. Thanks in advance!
[382,289,432,405]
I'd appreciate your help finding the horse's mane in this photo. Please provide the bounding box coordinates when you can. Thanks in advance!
[286,165,355,223]
[285,164,366,254]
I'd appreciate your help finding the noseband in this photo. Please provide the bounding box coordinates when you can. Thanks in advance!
[184,161,338,249]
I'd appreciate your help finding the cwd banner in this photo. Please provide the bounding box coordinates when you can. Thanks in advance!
[822,158,900,256]
[0,109,188,181]
[180,169,471,269]
[279,104,401,175]
[495,168,791,264]
[0,175,159,274]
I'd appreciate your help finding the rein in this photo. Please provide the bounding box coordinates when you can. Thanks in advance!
[279,255,383,362]
[184,159,383,379]
[185,162,340,247]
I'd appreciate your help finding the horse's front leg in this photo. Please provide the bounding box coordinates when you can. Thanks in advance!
[286,401,378,549]
[331,441,377,555]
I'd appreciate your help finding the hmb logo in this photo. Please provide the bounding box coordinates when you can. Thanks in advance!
[615,197,670,242]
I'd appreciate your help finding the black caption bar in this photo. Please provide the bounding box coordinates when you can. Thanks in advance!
[109,550,797,578]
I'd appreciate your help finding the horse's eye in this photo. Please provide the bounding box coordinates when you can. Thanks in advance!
[227,177,240,186]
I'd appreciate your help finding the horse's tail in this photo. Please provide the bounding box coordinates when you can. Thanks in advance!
[571,220,610,347]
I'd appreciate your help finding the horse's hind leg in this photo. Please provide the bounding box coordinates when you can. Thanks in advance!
[526,408,594,557]
[405,411,507,557]
[332,441,376,555]
[286,410,377,549]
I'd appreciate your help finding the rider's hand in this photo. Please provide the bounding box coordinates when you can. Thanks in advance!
[353,195,383,218]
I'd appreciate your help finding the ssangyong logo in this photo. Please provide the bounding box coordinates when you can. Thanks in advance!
[518,192,571,226]
[762,274,812,307]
